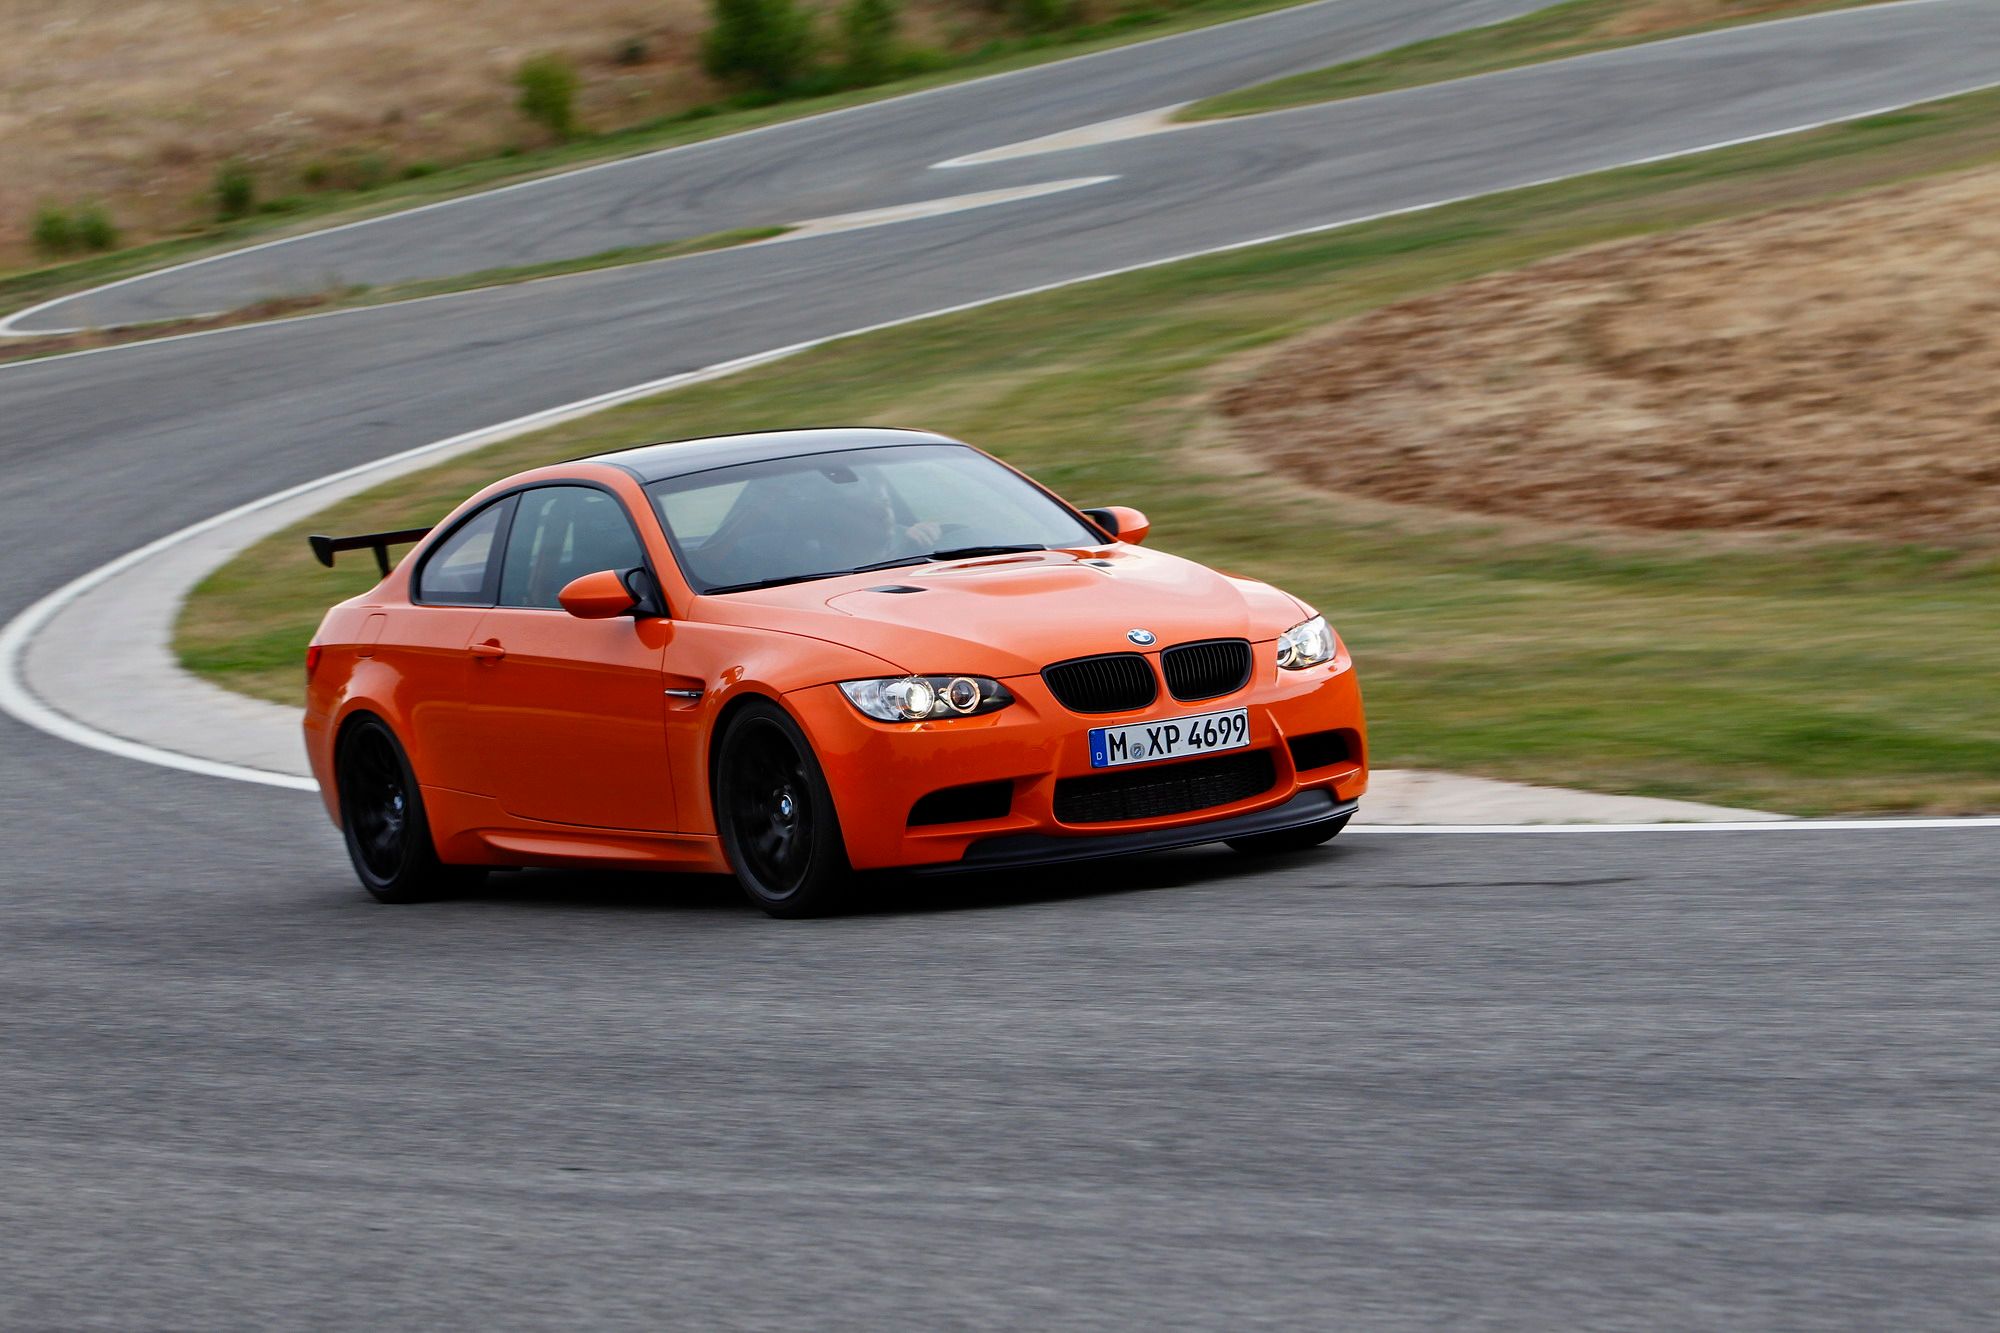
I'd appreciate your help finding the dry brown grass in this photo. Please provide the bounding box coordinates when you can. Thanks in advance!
[0,0,1021,270]
[1217,164,2000,545]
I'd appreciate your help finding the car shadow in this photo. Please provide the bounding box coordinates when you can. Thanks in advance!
[453,842,1354,919]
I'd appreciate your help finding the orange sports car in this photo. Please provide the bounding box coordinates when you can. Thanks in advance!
[304,428,1366,915]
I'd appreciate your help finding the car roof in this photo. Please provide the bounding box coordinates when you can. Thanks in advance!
[580,427,963,483]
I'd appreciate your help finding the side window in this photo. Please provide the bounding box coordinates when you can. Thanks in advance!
[499,486,647,609]
[414,500,508,606]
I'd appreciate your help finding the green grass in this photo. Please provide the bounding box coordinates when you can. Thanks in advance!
[0,0,1308,324]
[179,85,2000,815]
[1182,0,1886,121]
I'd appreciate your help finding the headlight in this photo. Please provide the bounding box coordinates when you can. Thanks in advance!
[1275,615,1336,670]
[840,675,1014,722]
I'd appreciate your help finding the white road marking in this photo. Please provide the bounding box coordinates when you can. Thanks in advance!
[932,108,1191,169]
[782,177,1118,238]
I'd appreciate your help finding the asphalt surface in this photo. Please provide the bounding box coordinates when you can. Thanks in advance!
[3,0,1999,1326]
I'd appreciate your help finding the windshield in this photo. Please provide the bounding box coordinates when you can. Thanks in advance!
[648,443,1101,594]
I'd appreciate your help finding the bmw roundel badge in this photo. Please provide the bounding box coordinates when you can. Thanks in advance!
[1127,628,1157,646]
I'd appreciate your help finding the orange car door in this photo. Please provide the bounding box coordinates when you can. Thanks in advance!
[464,485,678,832]
[397,496,514,795]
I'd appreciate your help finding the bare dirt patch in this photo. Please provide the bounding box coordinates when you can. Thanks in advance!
[1217,166,2000,546]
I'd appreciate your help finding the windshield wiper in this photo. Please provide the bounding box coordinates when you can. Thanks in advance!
[924,544,1047,560]
[703,556,928,595]
[700,547,1042,595]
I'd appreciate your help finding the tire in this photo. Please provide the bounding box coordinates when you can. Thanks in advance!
[335,716,486,904]
[714,701,853,918]
[1226,813,1350,857]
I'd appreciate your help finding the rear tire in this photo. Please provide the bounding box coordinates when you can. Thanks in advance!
[335,717,486,904]
[714,701,852,918]
[1226,813,1350,857]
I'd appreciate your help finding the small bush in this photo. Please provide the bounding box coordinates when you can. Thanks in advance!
[402,161,440,180]
[301,160,332,189]
[215,160,256,219]
[840,0,899,83]
[616,36,650,65]
[349,152,391,190]
[703,0,817,93]
[31,204,76,257]
[515,53,579,139]
[73,202,119,251]
[1013,0,1074,31]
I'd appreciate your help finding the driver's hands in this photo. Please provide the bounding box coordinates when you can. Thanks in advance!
[904,520,946,549]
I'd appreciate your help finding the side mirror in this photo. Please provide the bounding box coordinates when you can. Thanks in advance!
[558,569,637,620]
[1083,505,1150,546]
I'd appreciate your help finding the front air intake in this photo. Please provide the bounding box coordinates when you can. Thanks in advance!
[1053,751,1277,824]
[1041,653,1157,714]
[1161,638,1252,702]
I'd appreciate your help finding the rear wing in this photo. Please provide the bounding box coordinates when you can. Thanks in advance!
[307,527,432,577]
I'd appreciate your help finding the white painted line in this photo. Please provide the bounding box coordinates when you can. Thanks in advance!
[1350,817,2000,834]
[933,107,1190,169]
[782,177,1117,239]
[0,0,1360,339]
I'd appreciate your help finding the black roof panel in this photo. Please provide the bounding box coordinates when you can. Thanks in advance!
[585,427,962,483]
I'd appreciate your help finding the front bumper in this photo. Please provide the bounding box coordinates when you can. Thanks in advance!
[788,651,1366,871]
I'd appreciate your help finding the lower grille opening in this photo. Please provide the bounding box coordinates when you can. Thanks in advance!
[908,780,1014,827]
[1287,729,1356,772]
[1054,751,1276,825]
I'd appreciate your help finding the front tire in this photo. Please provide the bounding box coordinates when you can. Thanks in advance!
[335,717,485,904]
[714,701,852,918]
[1226,813,1350,857]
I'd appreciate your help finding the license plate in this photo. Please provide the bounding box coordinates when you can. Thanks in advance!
[1088,708,1250,769]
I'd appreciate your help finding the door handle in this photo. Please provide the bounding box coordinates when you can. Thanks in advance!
[470,640,507,661]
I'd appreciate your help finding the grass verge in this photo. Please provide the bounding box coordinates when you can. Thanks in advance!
[0,227,787,366]
[1181,0,1887,121]
[0,0,1307,324]
[179,86,2000,814]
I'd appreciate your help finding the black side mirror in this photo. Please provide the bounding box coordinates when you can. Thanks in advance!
[622,567,669,618]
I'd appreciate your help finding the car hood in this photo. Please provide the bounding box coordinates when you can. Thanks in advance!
[693,545,1309,677]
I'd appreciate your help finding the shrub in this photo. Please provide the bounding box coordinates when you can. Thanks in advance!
[840,0,899,83]
[515,53,579,139]
[703,0,817,93]
[214,160,256,219]
[31,204,76,257]
[73,202,119,251]
[616,36,650,65]
[1013,0,1074,31]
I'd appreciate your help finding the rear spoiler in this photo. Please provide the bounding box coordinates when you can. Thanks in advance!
[307,527,432,577]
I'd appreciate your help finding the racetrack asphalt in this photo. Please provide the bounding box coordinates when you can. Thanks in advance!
[3,0,1998,1325]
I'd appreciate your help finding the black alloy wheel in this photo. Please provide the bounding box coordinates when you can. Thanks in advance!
[715,702,852,917]
[336,717,484,903]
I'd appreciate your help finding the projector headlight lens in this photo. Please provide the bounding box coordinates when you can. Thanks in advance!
[1275,615,1337,671]
[840,675,1013,722]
